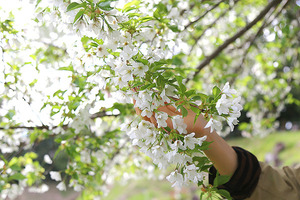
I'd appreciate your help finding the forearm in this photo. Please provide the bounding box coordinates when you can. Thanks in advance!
[187,114,238,176]
[203,131,238,176]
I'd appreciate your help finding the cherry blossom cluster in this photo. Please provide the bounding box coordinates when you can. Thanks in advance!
[122,118,207,187]
[205,82,243,133]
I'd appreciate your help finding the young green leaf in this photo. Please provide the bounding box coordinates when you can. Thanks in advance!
[8,173,26,181]
[191,93,208,102]
[98,1,114,11]
[168,25,180,32]
[217,189,232,200]
[67,2,81,12]
[213,173,231,187]
[153,3,168,20]
[212,86,221,98]
[192,156,210,168]
[178,105,188,117]
[73,9,85,24]
[190,105,199,114]
[185,89,196,98]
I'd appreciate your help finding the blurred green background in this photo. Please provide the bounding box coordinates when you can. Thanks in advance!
[102,131,300,200]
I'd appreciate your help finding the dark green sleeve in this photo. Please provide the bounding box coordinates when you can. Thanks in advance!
[209,146,261,200]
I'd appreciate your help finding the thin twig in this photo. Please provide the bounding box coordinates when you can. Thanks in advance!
[184,0,223,29]
[188,0,282,82]
[189,0,240,55]
[230,0,291,85]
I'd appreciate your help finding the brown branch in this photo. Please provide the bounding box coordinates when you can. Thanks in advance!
[184,0,223,29]
[189,0,282,81]
[227,0,290,54]
[230,0,291,85]
[180,2,195,16]
[0,111,119,131]
[189,0,240,54]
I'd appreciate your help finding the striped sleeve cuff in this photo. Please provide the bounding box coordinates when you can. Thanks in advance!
[208,146,261,200]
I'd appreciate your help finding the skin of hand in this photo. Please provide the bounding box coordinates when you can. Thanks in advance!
[134,101,238,176]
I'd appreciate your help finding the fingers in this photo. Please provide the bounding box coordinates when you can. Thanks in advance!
[157,105,181,116]
[134,106,143,117]
[149,115,158,127]
[133,96,182,130]
[166,105,182,115]
[134,106,153,123]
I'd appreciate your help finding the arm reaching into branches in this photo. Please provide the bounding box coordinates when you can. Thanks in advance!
[134,102,238,176]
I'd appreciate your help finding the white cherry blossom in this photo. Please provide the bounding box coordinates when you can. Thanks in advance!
[183,164,203,183]
[43,154,52,164]
[169,140,186,151]
[216,94,231,115]
[56,182,67,191]
[166,170,184,187]
[49,171,62,182]
[184,132,199,150]
[144,129,157,146]
[172,115,187,134]
[155,112,168,128]
[141,109,153,118]
[204,117,222,133]
[227,117,239,131]
[222,82,237,97]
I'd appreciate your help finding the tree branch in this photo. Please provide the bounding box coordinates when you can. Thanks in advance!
[230,0,291,85]
[189,0,240,55]
[189,0,282,81]
[184,0,223,29]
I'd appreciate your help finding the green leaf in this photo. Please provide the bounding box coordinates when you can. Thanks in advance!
[123,0,140,11]
[200,164,212,172]
[132,81,144,88]
[172,55,183,66]
[9,164,21,171]
[73,9,85,24]
[197,141,212,151]
[138,16,154,23]
[194,113,200,124]
[175,76,186,93]
[67,2,81,12]
[5,110,15,120]
[74,77,87,91]
[168,25,180,32]
[178,105,188,117]
[153,3,168,20]
[35,0,42,7]
[8,173,26,181]
[162,71,174,79]
[98,1,113,11]
[217,189,232,200]
[191,93,208,102]
[212,86,221,98]
[156,75,166,89]
[140,83,156,90]
[29,79,38,87]
[213,173,231,187]
[190,105,199,114]
[180,84,186,93]
[185,89,196,98]
[192,156,209,168]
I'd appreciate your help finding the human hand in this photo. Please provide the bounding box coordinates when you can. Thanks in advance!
[133,99,210,138]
